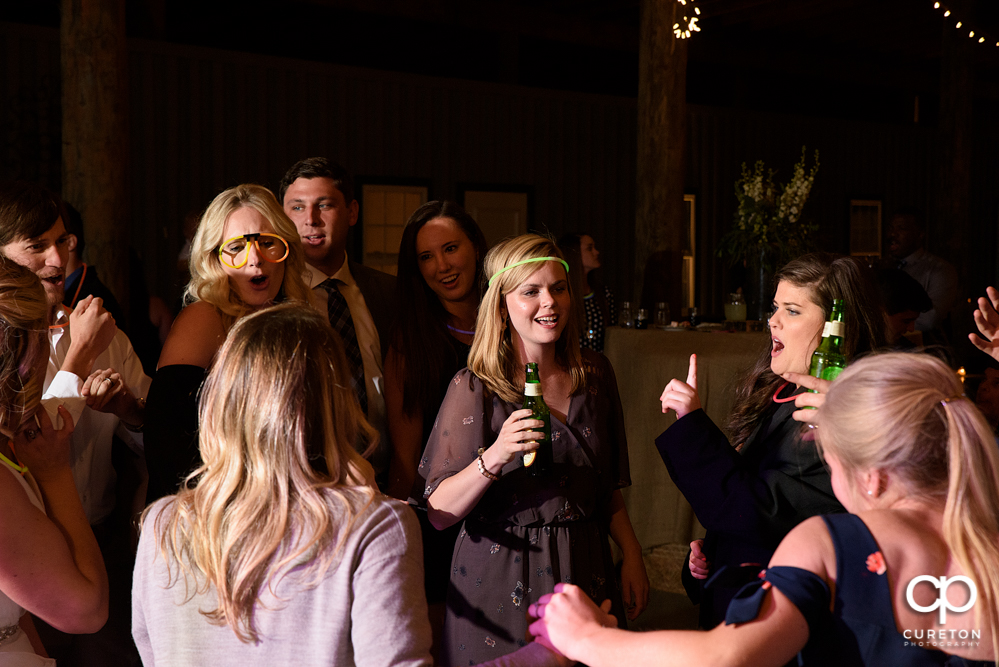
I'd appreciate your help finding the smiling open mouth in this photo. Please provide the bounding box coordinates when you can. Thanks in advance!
[772,337,784,353]
[536,315,558,325]
[441,274,458,285]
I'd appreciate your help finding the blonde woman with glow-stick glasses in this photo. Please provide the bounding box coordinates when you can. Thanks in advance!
[143,184,312,503]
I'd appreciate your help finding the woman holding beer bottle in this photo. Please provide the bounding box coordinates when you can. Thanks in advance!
[657,253,888,629]
[420,234,647,667]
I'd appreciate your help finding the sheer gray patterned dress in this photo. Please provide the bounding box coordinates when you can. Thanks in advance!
[420,349,630,666]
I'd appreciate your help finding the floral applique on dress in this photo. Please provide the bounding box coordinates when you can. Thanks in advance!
[463,415,474,425]
[866,551,886,575]
[511,581,524,607]
[485,637,496,648]
[582,426,592,438]
[489,543,500,555]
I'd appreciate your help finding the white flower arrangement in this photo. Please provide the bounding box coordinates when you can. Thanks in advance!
[719,147,820,271]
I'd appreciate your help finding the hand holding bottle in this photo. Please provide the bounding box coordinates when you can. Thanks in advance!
[660,354,701,419]
[488,409,545,467]
[784,372,832,427]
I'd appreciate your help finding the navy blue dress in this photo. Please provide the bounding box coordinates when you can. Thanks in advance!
[725,513,991,666]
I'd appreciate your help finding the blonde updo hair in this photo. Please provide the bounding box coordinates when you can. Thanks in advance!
[186,184,310,331]
[153,302,378,643]
[819,352,999,652]
[468,234,584,403]
[0,257,48,437]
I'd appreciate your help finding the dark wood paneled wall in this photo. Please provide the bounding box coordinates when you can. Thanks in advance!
[3,21,996,319]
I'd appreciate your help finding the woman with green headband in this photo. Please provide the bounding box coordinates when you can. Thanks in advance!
[420,234,648,667]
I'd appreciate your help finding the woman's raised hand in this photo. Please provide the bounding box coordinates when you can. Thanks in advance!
[970,286,999,362]
[660,353,701,419]
[488,408,545,466]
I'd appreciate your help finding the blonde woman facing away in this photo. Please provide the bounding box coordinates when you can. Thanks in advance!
[132,303,566,667]
[144,184,312,502]
[532,352,999,667]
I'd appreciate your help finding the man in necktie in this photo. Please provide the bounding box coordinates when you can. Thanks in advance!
[279,158,395,487]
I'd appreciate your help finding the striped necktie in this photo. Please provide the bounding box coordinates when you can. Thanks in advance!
[320,278,367,414]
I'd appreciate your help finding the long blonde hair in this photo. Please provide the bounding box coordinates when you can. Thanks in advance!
[150,303,378,643]
[468,234,584,403]
[819,352,999,655]
[186,184,311,331]
[0,257,47,436]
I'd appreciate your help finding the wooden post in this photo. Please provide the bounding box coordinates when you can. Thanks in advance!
[636,0,688,313]
[61,0,130,316]
[936,0,973,282]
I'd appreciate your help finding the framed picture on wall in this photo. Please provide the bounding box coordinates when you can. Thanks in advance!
[849,199,882,260]
[457,184,534,249]
[682,194,696,313]
[356,178,431,274]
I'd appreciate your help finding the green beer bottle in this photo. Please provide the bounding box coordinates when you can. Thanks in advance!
[521,362,553,477]
[808,298,847,389]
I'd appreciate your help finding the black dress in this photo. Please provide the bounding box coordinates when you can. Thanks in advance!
[421,350,629,666]
[144,364,207,503]
[655,383,844,628]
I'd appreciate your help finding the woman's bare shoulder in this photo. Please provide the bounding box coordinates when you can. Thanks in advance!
[157,301,226,370]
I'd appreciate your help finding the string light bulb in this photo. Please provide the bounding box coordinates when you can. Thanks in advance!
[932,2,998,48]
[673,0,701,39]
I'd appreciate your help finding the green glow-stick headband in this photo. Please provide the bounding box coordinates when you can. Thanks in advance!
[488,256,570,287]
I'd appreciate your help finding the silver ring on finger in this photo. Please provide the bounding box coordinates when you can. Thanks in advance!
[103,377,114,386]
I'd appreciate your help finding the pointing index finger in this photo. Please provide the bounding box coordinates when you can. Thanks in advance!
[686,354,697,391]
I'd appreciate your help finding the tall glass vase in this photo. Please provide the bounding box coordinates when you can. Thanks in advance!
[746,247,774,322]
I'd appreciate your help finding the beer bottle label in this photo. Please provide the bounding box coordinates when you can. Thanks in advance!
[524,383,543,397]
[822,321,845,338]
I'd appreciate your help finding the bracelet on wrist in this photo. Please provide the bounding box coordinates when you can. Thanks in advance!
[476,448,499,481]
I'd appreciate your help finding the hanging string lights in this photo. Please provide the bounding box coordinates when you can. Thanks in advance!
[932,1,997,47]
[673,0,701,39]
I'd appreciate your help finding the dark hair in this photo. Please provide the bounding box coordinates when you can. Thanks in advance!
[0,181,65,248]
[278,157,354,204]
[876,268,932,315]
[392,200,487,416]
[728,253,889,446]
[63,202,85,256]
[557,232,609,332]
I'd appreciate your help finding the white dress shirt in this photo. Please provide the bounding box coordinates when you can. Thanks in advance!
[305,257,390,476]
[43,306,151,525]
[899,248,959,332]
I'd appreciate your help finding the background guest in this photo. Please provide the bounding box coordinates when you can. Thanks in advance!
[279,157,396,488]
[144,184,310,503]
[532,352,999,667]
[422,234,647,666]
[875,267,932,349]
[887,209,959,338]
[657,253,888,628]
[384,201,487,658]
[557,232,616,352]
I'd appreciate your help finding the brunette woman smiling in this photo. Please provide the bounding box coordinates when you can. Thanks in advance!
[384,201,487,658]
[656,253,888,628]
